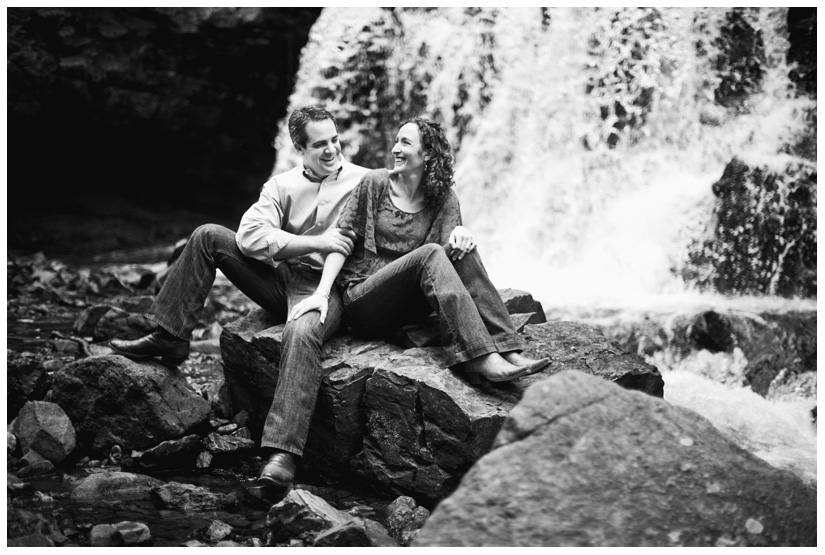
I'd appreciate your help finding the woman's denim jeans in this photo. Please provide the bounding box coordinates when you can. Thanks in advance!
[343,243,523,366]
[148,224,343,457]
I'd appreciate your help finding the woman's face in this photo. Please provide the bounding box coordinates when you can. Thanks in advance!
[392,123,428,175]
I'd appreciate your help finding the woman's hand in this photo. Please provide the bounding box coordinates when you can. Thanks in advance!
[287,293,329,324]
[448,226,476,260]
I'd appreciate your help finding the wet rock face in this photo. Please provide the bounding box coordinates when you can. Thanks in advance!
[7,7,322,256]
[682,157,817,298]
[711,8,766,110]
[413,370,816,547]
[221,295,663,503]
[786,7,816,98]
[49,354,211,454]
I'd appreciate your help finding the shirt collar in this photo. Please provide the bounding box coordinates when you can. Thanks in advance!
[303,161,344,183]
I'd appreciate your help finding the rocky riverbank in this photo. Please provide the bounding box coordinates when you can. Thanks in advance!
[6,252,816,546]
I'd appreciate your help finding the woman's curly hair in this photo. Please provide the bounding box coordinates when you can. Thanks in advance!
[401,117,455,207]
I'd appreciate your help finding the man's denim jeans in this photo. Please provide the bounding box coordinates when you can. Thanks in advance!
[343,243,522,366]
[148,224,342,457]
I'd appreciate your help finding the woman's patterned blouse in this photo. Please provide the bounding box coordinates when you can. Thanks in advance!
[336,168,462,291]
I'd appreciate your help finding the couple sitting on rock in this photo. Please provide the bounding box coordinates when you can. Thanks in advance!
[110,105,550,488]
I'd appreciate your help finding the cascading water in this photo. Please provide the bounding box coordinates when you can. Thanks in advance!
[275,7,816,485]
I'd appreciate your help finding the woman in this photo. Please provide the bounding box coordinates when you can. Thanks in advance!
[288,117,549,383]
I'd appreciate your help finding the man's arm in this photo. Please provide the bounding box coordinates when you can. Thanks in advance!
[236,183,355,262]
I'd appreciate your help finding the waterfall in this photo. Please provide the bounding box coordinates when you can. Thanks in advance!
[275,6,815,309]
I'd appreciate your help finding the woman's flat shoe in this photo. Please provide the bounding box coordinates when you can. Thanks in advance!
[502,352,551,376]
[455,357,529,384]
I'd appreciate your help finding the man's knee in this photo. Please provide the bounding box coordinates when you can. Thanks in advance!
[188,224,236,255]
[191,223,231,242]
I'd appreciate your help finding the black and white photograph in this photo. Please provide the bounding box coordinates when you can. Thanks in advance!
[5,5,817,548]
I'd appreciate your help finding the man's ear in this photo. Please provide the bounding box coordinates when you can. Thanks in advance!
[294,143,305,154]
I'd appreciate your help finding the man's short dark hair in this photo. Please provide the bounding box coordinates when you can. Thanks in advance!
[288,105,337,149]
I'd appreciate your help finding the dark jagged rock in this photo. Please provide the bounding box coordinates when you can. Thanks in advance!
[590,308,816,398]
[312,517,398,547]
[137,434,201,470]
[151,481,239,511]
[50,355,211,454]
[519,322,664,397]
[222,308,663,502]
[206,520,233,542]
[202,432,256,458]
[382,495,430,546]
[499,288,547,321]
[738,311,817,397]
[7,349,51,421]
[266,488,352,544]
[72,305,155,341]
[681,157,816,298]
[413,370,816,547]
[11,400,76,464]
[72,470,164,501]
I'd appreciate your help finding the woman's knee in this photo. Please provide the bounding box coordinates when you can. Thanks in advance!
[282,312,324,346]
[415,243,452,267]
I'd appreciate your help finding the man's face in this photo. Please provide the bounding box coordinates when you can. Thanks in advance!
[297,119,341,178]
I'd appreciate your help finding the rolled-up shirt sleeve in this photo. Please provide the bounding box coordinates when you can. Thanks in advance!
[236,182,295,264]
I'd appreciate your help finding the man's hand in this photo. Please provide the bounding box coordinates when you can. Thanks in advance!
[317,228,356,256]
[449,225,476,260]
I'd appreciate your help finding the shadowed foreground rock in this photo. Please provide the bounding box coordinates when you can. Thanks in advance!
[221,294,664,503]
[49,355,211,454]
[413,370,816,547]
[11,401,76,464]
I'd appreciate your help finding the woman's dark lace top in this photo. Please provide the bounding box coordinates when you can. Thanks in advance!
[336,168,462,290]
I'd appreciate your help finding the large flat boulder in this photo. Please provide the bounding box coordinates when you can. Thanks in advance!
[221,304,664,503]
[50,355,211,454]
[413,370,816,547]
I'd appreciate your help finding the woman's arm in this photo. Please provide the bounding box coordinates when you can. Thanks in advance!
[286,251,347,325]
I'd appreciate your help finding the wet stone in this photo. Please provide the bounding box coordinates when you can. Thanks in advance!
[195,450,213,469]
[90,524,119,547]
[114,521,152,545]
[202,431,255,456]
[151,481,239,511]
[17,460,56,478]
[216,423,238,435]
[206,519,233,542]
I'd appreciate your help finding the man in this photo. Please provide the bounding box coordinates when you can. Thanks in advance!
[110,105,370,486]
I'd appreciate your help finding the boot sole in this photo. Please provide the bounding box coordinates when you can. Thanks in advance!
[108,343,187,366]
